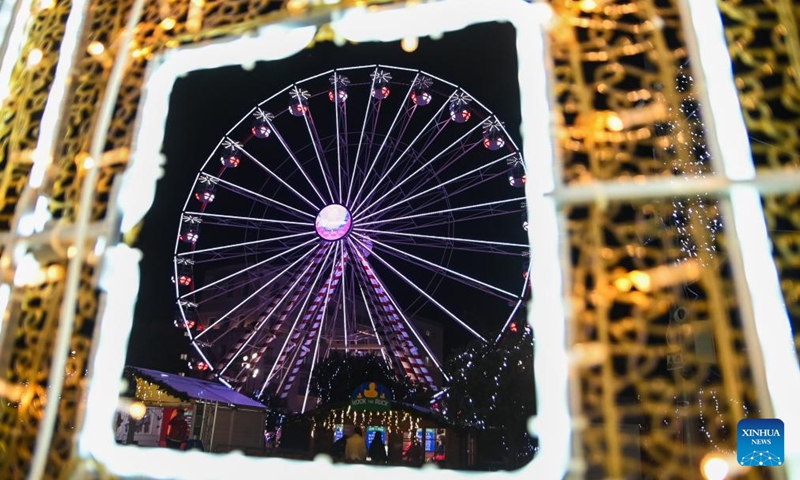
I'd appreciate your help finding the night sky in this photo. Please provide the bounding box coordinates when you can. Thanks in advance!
[125,21,525,374]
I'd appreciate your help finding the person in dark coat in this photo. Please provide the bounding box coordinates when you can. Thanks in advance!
[369,432,387,464]
[332,434,347,462]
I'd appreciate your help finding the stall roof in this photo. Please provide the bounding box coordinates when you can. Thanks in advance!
[127,367,266,409]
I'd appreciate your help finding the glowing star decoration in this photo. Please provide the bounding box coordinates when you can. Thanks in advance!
[315,204,352,241]
[371,69,392,84]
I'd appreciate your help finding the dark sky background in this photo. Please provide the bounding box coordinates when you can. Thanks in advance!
[125,21,525,374]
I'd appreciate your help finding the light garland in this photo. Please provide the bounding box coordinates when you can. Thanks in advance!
[133,378,185,406]
[320,408,425,435]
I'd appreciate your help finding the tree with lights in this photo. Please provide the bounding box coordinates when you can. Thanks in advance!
[310,353,432,406]
[441,321,537,469]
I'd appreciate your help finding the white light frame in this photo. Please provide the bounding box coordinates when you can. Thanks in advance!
[80,1,566,479]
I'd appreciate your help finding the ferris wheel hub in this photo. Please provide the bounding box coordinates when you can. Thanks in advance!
[315,204,353,241]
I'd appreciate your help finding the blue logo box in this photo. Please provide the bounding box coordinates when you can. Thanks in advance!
[737,418,784,466]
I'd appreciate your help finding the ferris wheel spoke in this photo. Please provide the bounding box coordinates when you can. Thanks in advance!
[216,245,330,377]
[200,298,268,349]
[356,153,516,223]
[210,175,315,220]
[355,268,409,371]
[356,233,518,301]
[368,239,526,258]
[357,283,389,364]
[269,241,343,403]
[396,156,517,219]
[357,196,526,228]
[177,231,313,258]
[184,238,317,301]
[395,206,525,233]
[232,141,321,211]
[332,72,347,204]
[357,120,489,219]
[181,211,313,231]
[300,108,336,202]
[301,242,342,413]
[353,88,459,216]
[197,245,320,342]
[354,228,527,251]
[339,245,349,354]
[347,239,447,382]
[349,73,420,210]
[346,68,383,206]
[351,236,487,344]
[262,119,328,206]
[386,168,512,223]
[192,272,274,307]
[257,243,337,397]
[188,247,307,265]
[405,169,511,219]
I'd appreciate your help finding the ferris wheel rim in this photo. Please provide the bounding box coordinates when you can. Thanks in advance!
[172,64,530,402]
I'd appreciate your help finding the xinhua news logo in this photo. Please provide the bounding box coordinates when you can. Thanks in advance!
[737,418,784,466]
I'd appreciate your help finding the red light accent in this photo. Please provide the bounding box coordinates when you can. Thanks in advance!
[195,191,215,203]
[179,275,192,286]
[289,103,308,117]
[174,318,196,329]
[412,90,431,106]
[483,136,505,151]
[252,123,271,139]
[450,108,470,123]
[180,231,199,244]
[221,155,240,168]
[372,86,391,99]
[510,323,518,333]
[196,362,208,371]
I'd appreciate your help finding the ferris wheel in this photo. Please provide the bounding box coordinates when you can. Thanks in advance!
[172,65,530,411]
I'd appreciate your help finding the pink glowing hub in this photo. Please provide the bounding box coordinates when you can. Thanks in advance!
[315,204,352,241]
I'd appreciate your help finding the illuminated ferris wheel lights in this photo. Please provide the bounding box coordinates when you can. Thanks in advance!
[179,230,199,244]
[329,88,348,103]
[411,89,432,106]
[189,360,209,371]
[174,318,196,329]
[195,189,215,203]
[483,135,505,150]
[289,102,308,117]
[220,153,241,168]
[508,162,526,187]
[252,121,272,139]
[372,85,391,100]
[449,106,470,123]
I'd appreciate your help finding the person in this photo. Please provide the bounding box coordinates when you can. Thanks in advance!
[344,426,367,462]
[432,436,445,463]
[369,431,387,464]
[331,434,347,462]
[403,437,423,466]
[166,409,189,450]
